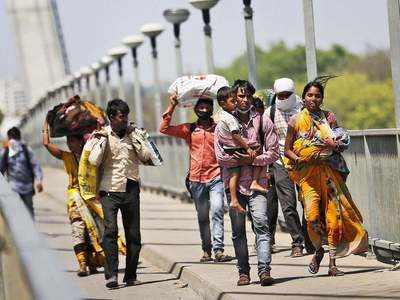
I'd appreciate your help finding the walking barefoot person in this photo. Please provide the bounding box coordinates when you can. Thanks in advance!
[284,80,368,276]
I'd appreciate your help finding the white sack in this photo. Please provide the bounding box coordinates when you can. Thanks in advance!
[168,74,229,108]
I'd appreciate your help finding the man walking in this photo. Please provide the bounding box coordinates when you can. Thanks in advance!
[0,127,43,218]
[160,94,233,263]
[215,80,280,286]
[265,78,306,256]
[87,99,151,288]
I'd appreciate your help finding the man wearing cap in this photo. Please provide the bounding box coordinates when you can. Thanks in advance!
[160,93,234,263]
[265,78,306,257]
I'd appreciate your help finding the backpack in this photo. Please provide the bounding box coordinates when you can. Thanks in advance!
[184,123,197,198]
[269,94,277,124]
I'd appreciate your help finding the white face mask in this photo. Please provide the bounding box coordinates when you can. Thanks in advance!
[237,107,251,114]
[276,94,296,111]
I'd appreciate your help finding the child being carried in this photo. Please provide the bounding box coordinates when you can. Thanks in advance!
[217,87,267,212]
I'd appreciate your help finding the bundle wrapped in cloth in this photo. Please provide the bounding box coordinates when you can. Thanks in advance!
[46,95,105,138]
[168,74,229,108]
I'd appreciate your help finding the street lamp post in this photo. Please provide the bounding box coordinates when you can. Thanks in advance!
[242,0,258,88]
[91,62,102,107]
[66,75,75,97]
[100,55,113,104]
[109,46,128,100]
[123,35,145,127]
[164,8,190,123]
[80,67,92,100]
[140,23,165,130]
[61,78,70,101]
[190,0,219,73]
[73,71,82,94]
[302,0,318,81]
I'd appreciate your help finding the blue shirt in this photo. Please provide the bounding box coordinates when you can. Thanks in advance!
[1,140,43,195]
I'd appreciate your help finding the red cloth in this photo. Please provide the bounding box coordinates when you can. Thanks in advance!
[159,107,220,183]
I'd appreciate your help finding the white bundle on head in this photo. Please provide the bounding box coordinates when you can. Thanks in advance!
[168,74,228,109]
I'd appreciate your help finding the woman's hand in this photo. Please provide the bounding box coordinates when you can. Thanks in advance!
[323,137,338,150]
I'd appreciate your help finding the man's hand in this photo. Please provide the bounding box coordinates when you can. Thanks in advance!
[233,152,254,165]
[169,92,179,109]
[36,182,43,193]
[230,201,246,214]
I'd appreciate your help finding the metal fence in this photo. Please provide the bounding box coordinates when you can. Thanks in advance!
[25,128,400,262]
[141,129,400,261]
[0,175,81,300]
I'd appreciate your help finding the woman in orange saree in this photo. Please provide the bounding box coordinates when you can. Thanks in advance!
[284,81,368,276]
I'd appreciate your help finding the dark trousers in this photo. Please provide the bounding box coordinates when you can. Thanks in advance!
[100,180,141,282]
[267,163,304,248]
[19,192,34,218]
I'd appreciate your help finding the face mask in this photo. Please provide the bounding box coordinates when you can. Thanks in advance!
[276,93,296,111]
[237,107,251,114]
[195,110,212,120]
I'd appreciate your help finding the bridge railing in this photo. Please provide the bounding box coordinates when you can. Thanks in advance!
[141,129,400,262]
[26,128,400,263]
[0,175,81,300]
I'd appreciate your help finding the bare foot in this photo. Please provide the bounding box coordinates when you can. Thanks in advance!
[250,181,267,192]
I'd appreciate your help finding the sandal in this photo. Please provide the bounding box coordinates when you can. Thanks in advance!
[237,274,251,286]
[200,251,213,263]
[214,251,235,262]
[308,249,324,274]
[328,266,345,276]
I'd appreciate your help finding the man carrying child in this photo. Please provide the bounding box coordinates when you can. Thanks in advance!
[214,80,280,286]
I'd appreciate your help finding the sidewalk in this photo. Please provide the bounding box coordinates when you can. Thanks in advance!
[37,168,400,300]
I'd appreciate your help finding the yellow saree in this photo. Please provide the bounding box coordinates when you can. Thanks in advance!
[62,151,126,266]
[285,109,368,258]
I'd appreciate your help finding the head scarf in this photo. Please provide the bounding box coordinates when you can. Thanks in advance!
[273,78,296,111]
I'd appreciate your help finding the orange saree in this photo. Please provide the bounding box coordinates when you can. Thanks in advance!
[285,109,368,258]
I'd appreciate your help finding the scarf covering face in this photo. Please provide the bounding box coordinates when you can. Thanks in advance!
[274,78,296,111]
[8,139,23,157]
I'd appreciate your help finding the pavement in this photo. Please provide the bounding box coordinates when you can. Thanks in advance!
[35,167,400,300]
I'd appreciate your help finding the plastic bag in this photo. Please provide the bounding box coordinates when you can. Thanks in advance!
[46,95,105,138]
[168,74,229,108]
[132,128,163,166]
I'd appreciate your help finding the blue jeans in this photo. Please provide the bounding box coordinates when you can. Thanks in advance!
[226,190,271,276]
[189,178,225,254]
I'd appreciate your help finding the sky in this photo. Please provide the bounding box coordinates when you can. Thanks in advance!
[0,0,391,86]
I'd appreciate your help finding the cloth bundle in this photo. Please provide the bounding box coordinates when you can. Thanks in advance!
[46,95,105,138]
[168,74,229,108]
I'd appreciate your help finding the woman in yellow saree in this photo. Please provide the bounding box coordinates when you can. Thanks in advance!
[42,119,126,276]
[284,81,368,276]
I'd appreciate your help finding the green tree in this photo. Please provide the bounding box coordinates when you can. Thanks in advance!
[216,41,356,88]
[317,73,395,129]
